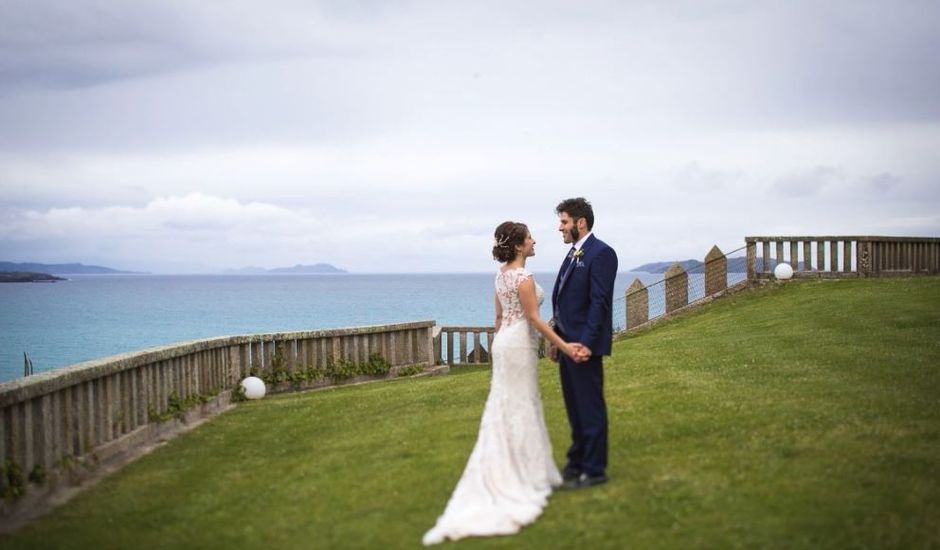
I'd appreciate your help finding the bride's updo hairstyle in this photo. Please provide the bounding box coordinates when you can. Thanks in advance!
[492,221,528,262]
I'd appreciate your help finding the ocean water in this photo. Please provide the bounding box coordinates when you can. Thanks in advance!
[0,272,665,383]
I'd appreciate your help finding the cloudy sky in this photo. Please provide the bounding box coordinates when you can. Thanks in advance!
[1,0,938,273]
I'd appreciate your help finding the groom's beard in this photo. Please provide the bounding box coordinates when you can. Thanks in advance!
[569,226,581,244]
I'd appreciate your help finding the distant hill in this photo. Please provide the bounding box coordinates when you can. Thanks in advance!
[629,259,703,273]
[225,263,347,274]
[0,271,67,283]
[0,261,143,274]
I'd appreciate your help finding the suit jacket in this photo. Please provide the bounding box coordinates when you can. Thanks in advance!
[552,234,618,356]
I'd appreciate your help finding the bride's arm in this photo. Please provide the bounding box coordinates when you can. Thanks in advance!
[517,277,578,359]
[494,291,502,332]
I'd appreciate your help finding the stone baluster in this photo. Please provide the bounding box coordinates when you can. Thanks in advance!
[746,240,756,280]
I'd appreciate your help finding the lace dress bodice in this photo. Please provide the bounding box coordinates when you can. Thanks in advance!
[496,268,543,327]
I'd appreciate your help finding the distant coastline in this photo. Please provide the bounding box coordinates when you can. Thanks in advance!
[0,261,145,275]
[1,260,347,276]
[630,259,706,273]
[630,256,758,274]
[0,271,66,283]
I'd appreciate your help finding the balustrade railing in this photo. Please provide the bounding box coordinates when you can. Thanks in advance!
[0,321,435,514]
[435,326,495,365]
[745,236,940,279]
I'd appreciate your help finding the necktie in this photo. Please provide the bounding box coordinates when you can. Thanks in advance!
[560,247,577,284]
[554,247,577,334]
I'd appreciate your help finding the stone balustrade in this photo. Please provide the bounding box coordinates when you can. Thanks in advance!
[745,236,940,279]
[0,321,436,517]
[435,326,496,365]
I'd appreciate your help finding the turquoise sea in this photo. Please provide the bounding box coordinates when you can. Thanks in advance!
[0,272,670,383]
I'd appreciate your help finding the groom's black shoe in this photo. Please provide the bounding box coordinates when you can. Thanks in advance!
[560,472,608,491]
[562,468,582,483]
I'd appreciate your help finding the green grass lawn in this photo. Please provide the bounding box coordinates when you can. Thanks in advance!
[3,278,939,549]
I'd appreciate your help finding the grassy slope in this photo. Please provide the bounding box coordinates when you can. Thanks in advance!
[3,278,939,549]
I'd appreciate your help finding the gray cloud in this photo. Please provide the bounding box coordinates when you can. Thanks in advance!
[672,162,743,192]
[1,1,938,272]
[860,173,901,194]
[772,166,843,197]
[1,2,214,91]
[0,1,367,93]
[1,1,939,153]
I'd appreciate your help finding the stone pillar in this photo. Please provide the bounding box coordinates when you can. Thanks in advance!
[39,393,53,471]
[83,381,95,454]
[816,240,825,273]
[432,326,442,366]
[407,330,418,364]
[423,325,435,366]
[705,245,727,296]
[351,335,362,365]
[136,366,148,431]
[858,240,872,277]
[0,406,7,465]
[331,337,342,366]
[446,330,454,365]
[459,332,467,365]
[625,278,648,329]
[746,241,756,280]
[20,401,34,473]
[104,374,116,442]
[664,263,688,313]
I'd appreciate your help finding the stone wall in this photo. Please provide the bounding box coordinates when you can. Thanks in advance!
[0,321,437,521]
[745,236,940,279]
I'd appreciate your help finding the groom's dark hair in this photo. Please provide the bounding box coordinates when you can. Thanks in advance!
[556,197,594,230]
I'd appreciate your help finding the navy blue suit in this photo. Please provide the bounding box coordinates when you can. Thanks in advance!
[552,233,618,477]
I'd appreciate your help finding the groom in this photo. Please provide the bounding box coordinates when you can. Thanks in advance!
[550,197,618,490]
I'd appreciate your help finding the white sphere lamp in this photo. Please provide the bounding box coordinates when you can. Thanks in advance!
[774,263,794,280]
[241,376,266,400]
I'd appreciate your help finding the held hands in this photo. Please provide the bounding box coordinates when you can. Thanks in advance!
[551,342,592,363]
[571,343,592,363]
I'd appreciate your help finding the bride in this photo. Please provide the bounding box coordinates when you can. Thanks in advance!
[423,221,583,545]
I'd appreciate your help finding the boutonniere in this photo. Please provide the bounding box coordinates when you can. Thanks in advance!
[573,248,585,266]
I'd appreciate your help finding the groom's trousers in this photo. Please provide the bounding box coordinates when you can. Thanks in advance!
[558,354,608,477]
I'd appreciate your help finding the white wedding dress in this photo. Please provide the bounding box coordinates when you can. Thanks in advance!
[423,267,562,545]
